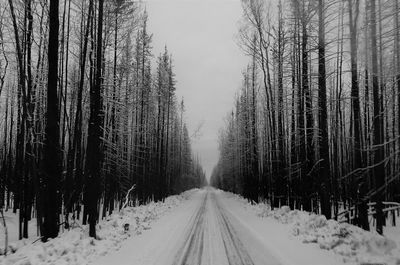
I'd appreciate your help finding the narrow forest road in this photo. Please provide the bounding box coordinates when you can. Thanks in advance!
[95,188,345,265]
[169,189,281,265]
[95,188,281,265]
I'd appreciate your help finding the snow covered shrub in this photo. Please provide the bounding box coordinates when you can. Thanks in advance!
[254,203,271,218]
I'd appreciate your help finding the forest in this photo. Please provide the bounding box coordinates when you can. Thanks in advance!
[0,0,206,241]
[211,0,400,235]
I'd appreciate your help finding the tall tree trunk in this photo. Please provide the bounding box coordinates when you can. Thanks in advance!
[318,0,331,219]
[300,4,313,212]
[370,0,384,235]
[251,38,259,204]
[42,0,61,241]
[348,0,369,230]
[84,0,104,238]
[277,0,286,206]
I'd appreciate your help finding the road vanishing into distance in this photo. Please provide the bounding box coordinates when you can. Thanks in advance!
[97,188,283,265]
[172,189,271,265]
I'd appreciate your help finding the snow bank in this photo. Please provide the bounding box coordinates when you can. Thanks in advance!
[0,189,196,265]
[250,202,400,265]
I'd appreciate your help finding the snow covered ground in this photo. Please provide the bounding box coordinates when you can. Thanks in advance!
[95,187,282,265]
[93,188,349,265]
[2,188,399,265]
[0,189,195,265]
[234,193,400,265]
[95,188,400,265]
[0,210,39,255]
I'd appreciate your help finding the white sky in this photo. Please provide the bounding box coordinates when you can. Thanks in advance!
[145,0,247,178]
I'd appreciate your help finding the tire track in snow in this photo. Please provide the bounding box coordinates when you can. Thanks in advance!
[213,192,255,265]
[172,190,256,265]
[173,191,208,265]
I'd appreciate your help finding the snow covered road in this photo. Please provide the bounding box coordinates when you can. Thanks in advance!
[2,189,396,265]
[171,189,281,265]
[95,188,283,265]
[95,187,373,265]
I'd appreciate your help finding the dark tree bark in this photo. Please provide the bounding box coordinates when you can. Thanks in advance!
[250,37,259,204]
[84,0,105,238]
[318,0,331,219]
[276,0,286,206]
[42,0,62,241]
[300,3,314,212]
[370,0,384,235]
[348,0,369,230]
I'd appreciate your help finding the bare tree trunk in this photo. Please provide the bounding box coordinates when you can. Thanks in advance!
[318,0,331,219]
[251,37,259,203]
[84,0,104,238]
[42,0,61,241]
[370,0,384,235]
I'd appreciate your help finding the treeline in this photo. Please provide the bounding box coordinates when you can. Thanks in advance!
[0,0,206,240]
[211,0,400,235]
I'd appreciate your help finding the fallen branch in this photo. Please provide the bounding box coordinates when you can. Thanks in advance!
[32,237,43,244]
[122,184,136,209]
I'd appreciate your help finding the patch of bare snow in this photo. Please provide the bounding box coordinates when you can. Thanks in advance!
[248,199,400,265]
[0,189,197,265]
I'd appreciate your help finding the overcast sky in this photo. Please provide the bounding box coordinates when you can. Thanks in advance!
[145,0,248,178]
